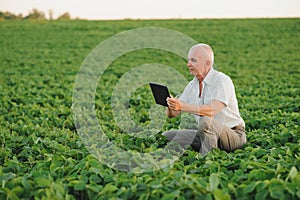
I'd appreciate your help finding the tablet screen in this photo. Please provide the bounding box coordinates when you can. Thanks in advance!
[149,82,170,107]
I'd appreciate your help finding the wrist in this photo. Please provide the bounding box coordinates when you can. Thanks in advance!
[178,101,183,111]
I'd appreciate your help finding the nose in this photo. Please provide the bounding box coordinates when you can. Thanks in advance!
[187,62,192,67]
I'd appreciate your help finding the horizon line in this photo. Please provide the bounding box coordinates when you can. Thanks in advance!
[0,9,299,21]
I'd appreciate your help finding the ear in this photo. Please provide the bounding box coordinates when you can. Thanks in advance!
[205,60,211,67]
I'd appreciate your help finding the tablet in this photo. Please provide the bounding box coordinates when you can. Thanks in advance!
[149,82,170,107]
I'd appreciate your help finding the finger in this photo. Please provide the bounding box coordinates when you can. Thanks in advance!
[168,98,177,103]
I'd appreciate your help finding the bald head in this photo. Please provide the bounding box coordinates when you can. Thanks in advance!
[189,43,214,67]
[187,43,214,78]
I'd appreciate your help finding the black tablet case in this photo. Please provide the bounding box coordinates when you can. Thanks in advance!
[149,82,170,107]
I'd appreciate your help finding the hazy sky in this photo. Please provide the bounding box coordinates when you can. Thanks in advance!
[1,0,299,19]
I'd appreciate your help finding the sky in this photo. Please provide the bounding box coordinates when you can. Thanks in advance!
[0,0,299,20]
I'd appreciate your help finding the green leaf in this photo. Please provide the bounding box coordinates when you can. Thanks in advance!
[89,167,101,174]
[202,193,213,200]
[161,190,180,200]
[213,189,230,200]
[287,166,297,180]
[209,173,219,192]
[22,177,31,190]
[269,180,284,200]
[297,190,300,199]
[89,174,102,184]
[248,169,266,181]
[227,183,237,196]
[255,189,268,200]
[74,181,86,191]
[243,182,258,194]
[52,182,66,196]
[87,183,102,193]
[0,173,15,183]
[285,182,297,196]
[35,177,51,187]
[6,189,19,200]
[100,183,118,194]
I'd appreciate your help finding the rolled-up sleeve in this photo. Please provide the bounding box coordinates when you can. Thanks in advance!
[212,76,234,106]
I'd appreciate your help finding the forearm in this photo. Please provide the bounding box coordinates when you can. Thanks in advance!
[167,97,225,118]
[181,101,225,117]
[180,102,214,117]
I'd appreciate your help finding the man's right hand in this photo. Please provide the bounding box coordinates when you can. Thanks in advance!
[166,96,182,118]
[166,97,182,111]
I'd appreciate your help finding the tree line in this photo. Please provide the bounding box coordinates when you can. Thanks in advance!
[0,8,71,20]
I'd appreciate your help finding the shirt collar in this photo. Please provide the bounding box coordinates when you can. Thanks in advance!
[203,67,216,85]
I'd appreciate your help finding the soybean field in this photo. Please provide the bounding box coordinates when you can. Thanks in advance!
[0,18,299,199]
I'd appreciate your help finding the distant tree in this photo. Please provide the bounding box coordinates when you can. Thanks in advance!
[24,8,46,20]
[0,9,74,21]
[0,11,22,20]
[48,9,54,20]
[57,12,71,20]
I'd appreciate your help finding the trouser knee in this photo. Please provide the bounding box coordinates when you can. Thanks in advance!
[162,130,177,141]
[198,116,212,133]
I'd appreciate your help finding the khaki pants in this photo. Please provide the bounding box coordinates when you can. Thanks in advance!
[162,117,246,155]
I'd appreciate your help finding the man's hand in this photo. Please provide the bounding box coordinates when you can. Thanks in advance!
[167,97,182,111]
[165,95,181,118]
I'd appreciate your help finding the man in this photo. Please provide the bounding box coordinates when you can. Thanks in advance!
[163,43,246,155]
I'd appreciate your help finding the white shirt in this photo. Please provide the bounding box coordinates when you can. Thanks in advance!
[179,68,245,128]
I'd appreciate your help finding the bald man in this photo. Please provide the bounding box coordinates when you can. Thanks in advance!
[163,43,246,155]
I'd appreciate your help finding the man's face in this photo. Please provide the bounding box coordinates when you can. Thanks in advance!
[187,49,206,77]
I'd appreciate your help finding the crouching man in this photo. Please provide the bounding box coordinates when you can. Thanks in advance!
[163,43,246,154]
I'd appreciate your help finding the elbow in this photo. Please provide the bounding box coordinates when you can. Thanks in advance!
[206,108,219,118]
[210,110,218,117]
[210,109,221,117]
[200,102,225,117]
[205,112,214,118]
